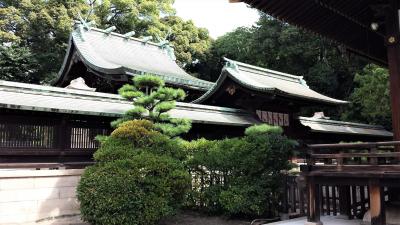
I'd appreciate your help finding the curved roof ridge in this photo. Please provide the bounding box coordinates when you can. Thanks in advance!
[224,58,304,82]
[88,27,161,47]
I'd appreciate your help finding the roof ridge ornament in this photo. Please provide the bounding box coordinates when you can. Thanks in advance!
[104,26,116,34]
[158,40,176,61]
[75,14,96,41]
[299,78,309,88]
[224,58,239,72]
[141,36,153,44]
[123,31,136,39]
[65,77,96,92]
[77,14,96,31]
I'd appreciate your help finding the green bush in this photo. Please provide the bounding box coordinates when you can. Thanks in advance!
[185,124,296,217]
[78,119,191,225]
[95,120,186,162]
[77,153,190,225]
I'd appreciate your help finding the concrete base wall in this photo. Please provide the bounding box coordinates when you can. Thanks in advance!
[0,169,83,224]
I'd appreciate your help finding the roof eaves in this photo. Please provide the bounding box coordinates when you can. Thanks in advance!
[298,116,388,130]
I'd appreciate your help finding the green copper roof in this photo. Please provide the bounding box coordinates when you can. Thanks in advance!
[299,116,393,137]
[0,80,391,137]
[0,80,257,126]
[56,24,213,91]
[193,58,347,105]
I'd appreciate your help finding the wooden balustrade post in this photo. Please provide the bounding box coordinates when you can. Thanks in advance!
[368,179,386,225]
[369,146,378,165]
[338,186,352,219]
[306,177,323,225]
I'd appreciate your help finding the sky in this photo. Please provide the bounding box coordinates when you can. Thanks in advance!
[173,0,259,39]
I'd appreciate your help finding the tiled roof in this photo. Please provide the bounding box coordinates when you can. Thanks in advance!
[193,58,347,105]
[0,80,257,126]
[298,116,393,137]
[0,80,391,137]
[56,24,214,91]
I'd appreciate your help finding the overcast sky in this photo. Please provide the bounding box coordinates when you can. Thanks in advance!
[173,0,259,39]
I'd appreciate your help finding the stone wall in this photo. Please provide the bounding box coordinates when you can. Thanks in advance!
[0,169,83,224]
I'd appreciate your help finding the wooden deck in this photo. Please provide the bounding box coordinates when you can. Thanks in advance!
[268,216,362,225]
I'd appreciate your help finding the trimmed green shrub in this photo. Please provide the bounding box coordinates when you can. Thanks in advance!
[185,124,296,217]
[78,119,191,225]
[93,137,136,162]
[77,153,190,225]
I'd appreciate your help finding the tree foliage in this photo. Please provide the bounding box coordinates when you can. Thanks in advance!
[0,45,39,83]
[0,0,211,83]
[342,65,391,129]
[115,74,192,137]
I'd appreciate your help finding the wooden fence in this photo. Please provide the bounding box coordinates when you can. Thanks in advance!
[0,113,111,163]
[282,176,390,219]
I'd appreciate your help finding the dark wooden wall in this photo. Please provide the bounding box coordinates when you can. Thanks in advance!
[0,109,112,163]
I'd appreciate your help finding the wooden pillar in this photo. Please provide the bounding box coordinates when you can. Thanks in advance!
[368,179,385,225]
[306,177,323,225]
[387,0,400,203]
[387,0,400,144]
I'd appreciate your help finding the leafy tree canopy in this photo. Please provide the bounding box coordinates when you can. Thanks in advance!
[0,0,211,83]
[342,65,391,129]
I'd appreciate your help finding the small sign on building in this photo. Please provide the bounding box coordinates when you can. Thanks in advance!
[256,110,290,127]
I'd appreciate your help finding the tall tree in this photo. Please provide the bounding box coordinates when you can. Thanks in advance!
[342,65,391,129]
[0,0,91,83]
[0,0,211,83]
[163,16,211,70]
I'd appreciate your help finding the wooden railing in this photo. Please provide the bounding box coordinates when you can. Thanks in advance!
[302,141,400,176]
[301,141,400,225]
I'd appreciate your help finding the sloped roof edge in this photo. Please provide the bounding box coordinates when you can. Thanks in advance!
[299,116,393,137]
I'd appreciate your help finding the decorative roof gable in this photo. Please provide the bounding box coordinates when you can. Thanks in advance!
[56,24,213,91]
[193,58,347,105]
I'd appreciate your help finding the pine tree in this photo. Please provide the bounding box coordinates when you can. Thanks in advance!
[114,74,192,137]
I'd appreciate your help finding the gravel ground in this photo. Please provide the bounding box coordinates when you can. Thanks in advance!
[160,211,251,225]
[30,211,254,225]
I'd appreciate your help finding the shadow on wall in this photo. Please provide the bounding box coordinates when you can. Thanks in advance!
[0,168,83,225]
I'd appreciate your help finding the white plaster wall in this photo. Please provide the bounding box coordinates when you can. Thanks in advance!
[0,169,83,224]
